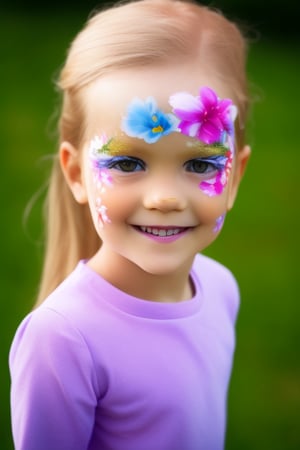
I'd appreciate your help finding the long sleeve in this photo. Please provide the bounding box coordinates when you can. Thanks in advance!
[9,308,99,450]
[9,256,239,450]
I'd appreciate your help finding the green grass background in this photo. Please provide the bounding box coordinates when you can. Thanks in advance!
[1,7,299,450]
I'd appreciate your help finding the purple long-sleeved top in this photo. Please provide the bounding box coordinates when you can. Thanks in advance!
[10,253,239,450]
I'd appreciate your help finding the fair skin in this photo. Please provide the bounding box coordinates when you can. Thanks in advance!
[60,62,250,303]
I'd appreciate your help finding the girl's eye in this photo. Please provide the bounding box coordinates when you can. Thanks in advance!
[184,159,218,174]
[184,155,227,175]
[107,156,146,172]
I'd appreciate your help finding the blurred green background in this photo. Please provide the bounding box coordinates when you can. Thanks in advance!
[1,1,299,449]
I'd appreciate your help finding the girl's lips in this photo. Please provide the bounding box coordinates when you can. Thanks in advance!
[132,225,191,243]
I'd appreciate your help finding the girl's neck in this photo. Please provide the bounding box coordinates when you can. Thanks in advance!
[88,248,195,303]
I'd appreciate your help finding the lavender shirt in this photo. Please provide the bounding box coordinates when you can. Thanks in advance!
[10,253,239,450]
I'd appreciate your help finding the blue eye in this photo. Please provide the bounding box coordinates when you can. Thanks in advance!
[97,156,146,172]
[184,155,227,174]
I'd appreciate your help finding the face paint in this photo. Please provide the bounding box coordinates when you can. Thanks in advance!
[120,86,237,147]
[186,142,228,157]
[169,86,237,145]
[186,139,233,196]
[121,96,178,144]
[91,87,237,207]
[95,197,111,228]
[89,134,114,228]
[94,155,146,173]
[199,147,233,196]
[213,213,226,233]
[89,134,131,157]
[169,87,236,196]
[89,136,113,191]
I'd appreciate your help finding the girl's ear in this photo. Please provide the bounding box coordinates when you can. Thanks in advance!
[59,141,88,204]
[227,144,251,210]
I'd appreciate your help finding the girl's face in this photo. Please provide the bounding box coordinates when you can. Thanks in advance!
[62,63,249,277]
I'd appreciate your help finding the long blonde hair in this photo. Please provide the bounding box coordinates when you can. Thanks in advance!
[35,0,249,306]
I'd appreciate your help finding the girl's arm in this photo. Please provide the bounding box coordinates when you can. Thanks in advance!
[9,308,99,450]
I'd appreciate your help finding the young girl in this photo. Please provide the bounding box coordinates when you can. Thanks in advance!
[9,1,251,449]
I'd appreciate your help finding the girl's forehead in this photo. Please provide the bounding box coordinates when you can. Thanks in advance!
[85,64,232,124]
[85,74,237,157]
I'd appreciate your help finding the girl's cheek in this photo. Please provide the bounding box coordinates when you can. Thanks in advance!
[192,185,228,234]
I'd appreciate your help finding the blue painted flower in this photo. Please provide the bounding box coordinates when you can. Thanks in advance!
[121,97,178,144]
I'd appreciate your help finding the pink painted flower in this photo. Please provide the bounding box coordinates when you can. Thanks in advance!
[91,168,113,194]
[98,170,113,189]
[95,197,111,228]
[200,170,227,197]
[224,149,233,179]
[169,86,237,144]
[199,149,233,197]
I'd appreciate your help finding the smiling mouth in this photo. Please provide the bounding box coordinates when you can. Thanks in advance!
[134,226,189,237]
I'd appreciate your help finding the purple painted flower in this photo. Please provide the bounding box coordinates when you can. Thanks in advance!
[214,214,226,233]
[169,86,237,145]
[89,134,113,192]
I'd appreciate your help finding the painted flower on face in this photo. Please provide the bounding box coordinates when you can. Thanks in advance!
[95,197,111,228]
[121,97,179,144]
[200,170,226,197]
[169,86,237,145]
[89,134,109,156]
[213,214,226,233]
[89,134,113,192]
[88,134,114,227]
[199,149,233,197]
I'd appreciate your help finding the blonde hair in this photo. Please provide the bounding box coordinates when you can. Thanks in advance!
[35,0,249,306]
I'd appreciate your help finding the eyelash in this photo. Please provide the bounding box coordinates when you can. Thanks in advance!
[184,156,227,174]
[95,155,227,174]
[98,156,146,172]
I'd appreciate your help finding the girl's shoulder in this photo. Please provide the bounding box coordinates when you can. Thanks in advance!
[10,261,102,360]
[193,253,239,290]
[192,253,240,322]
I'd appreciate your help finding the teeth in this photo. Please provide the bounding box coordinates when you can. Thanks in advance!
[167,229,176,236]
[139,226,182,236]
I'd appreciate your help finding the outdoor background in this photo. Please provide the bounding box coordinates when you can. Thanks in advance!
[1,0,299,449]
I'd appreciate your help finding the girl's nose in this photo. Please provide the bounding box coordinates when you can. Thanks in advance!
[143,187,187,212]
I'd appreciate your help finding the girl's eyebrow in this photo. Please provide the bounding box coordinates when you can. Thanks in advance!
[94,136,229,159]
[101,137,136,156]
[98,136,158,159]
[186,143,228,158]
